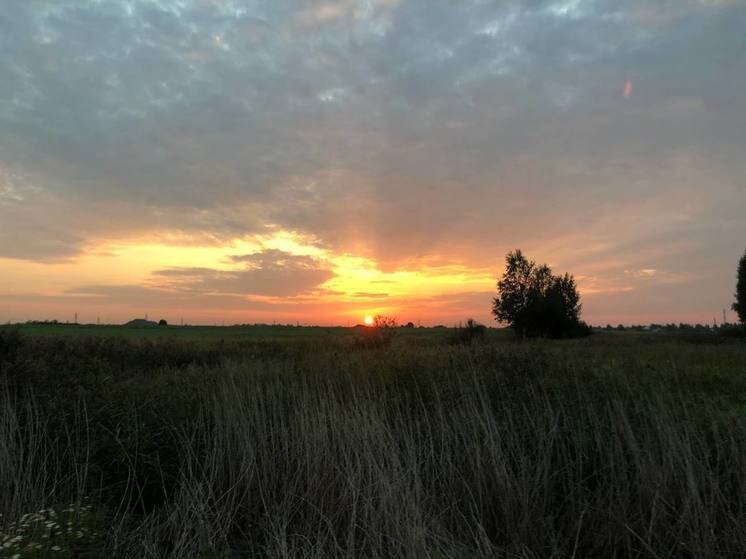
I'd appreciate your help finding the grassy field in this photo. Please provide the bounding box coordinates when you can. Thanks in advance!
[5,322,480,341]
[1,326,745,558]
[5,323,357,340]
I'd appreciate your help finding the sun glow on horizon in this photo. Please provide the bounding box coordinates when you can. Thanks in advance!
[0,226,653,326]
[0,227,502,324]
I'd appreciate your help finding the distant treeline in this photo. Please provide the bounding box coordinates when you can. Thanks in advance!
[9,319,744,332]
[601,323,734,332]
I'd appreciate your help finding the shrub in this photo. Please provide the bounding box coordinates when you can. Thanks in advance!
[354,315,397,349]
[719,323,746,339]
[449,319,486,344]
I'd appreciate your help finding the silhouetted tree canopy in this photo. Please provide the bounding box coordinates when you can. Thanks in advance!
[492,250,590,338]
[734,250,746,324]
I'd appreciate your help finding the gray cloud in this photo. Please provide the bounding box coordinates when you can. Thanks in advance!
[0,0,745,322]
[228,249,321,269]
[151,249,333,296]
[60,248,333,311]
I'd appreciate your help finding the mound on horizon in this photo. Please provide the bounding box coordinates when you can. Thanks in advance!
[123,318,159,328]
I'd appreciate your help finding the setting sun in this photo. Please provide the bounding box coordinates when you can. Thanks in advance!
[364,315,375,326]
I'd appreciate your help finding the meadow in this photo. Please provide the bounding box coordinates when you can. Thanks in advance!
[1,325,745,558]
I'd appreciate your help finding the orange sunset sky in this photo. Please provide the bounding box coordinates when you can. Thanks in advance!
[1,0,745,326]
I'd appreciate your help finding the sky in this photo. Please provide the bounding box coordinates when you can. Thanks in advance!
[1,0,745,326]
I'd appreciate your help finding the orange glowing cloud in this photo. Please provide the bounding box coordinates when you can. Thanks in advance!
[0,230,501,325]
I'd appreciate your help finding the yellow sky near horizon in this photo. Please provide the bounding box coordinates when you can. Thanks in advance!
[0,229,737,327]
[1,223,737,327]
[0,230,503,325]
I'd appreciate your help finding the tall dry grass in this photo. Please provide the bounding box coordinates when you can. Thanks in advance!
[1,334,746,557]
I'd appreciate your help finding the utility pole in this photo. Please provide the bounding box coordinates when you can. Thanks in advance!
[723,308,728,325]
[74,312,78,324]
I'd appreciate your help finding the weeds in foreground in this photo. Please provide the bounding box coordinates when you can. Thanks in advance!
[0,502,103,558]
[0,333,745,557]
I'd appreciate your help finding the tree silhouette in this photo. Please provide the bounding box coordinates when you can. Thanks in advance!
[491,250,536,336]
[492,250,589,338]
[734,250,746,324]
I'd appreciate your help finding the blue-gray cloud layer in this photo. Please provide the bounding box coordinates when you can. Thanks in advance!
[1,0,745,319]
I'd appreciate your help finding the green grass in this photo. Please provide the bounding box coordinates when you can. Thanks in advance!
[1,328,745,558]
[2,323,490,342]
[4,323,354,340]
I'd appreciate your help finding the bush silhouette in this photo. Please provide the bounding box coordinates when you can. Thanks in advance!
[354,315,397,349]
[492,250,590,339]
[450,319,486,344]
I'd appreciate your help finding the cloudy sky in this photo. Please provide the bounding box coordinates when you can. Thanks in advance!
[1,0,745,326]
